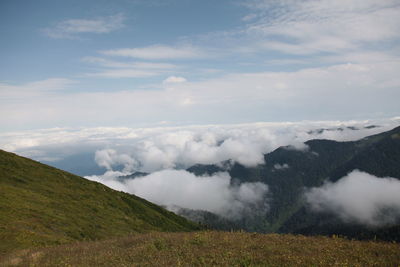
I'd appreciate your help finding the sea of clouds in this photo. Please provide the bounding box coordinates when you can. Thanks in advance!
[2,118,399,171]
[1,117,399,221]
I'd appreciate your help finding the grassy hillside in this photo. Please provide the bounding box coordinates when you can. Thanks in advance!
[0,150,200,255]
[1,231,399,266]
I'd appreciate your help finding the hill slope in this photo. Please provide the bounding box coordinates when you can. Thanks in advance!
[0,150,199,254]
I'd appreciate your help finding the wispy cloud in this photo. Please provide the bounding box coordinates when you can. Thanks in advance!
[82,56,178,78]
[155,0,400,68]
[43,14,125,39]
[85,69,160,78]
[100,45,205,60]
[0,78,76,98]
[241,0,400,57]
[82,57,177,69]
[241,13,258,22]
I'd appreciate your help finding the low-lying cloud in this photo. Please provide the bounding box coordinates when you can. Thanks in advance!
[86,170,269,220]
[305,170,400,227]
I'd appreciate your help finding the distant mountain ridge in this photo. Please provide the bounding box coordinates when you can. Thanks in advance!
[0,150,200,254]
[181,125,400,240]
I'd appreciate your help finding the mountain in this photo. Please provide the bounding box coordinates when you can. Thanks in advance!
[183,125,400,240]
[0,150,200,254]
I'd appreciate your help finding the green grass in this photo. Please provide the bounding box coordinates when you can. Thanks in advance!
[1,231,399,266]
[0,150,200,255]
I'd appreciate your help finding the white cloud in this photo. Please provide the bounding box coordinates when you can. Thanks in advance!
[100,45,204,60]
[305,170,400,227]
[44,14,125,39]
[86,169,269,219]
[163,76,187,84]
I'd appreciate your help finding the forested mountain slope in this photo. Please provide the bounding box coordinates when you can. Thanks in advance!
[184,126,400,240]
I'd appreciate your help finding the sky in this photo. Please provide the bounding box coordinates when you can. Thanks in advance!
[1,0,400,132]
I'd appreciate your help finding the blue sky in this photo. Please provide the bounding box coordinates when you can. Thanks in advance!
[1,0,400,131]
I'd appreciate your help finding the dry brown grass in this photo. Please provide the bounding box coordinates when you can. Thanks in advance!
[1,231,399,266]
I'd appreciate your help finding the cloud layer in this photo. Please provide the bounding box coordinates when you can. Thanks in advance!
[86,119,400,173]
[2,60,399,130]
[2,118,398,173]
[306,170,400,227]
[86,169,269,219]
